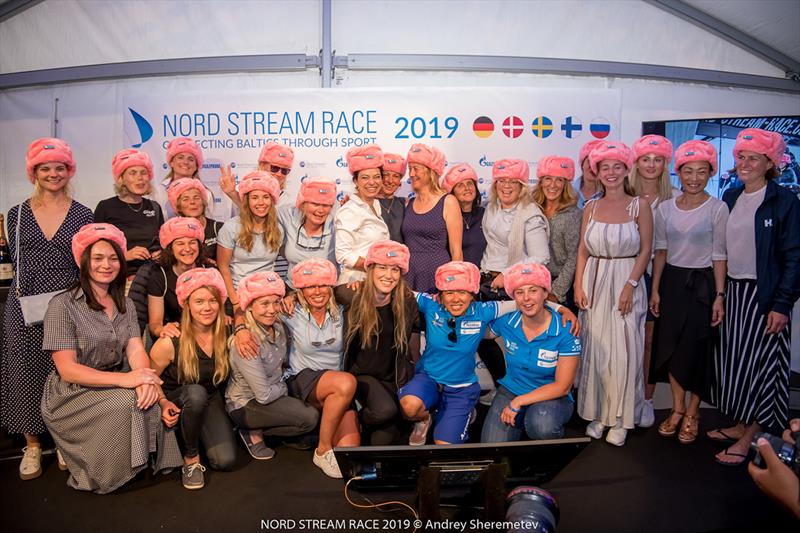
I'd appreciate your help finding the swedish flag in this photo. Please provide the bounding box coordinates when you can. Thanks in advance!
[531,116,553,138]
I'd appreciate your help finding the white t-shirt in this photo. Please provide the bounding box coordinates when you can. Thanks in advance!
[726,185,767,280]
[217,216,280,289]
[654,196,728,269]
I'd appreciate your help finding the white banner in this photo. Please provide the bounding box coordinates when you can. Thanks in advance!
[124,87,621,220]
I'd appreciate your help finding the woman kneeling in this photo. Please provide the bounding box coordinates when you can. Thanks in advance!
[41,224,182,494]
[150,268,237,490]
[481,263,580,443]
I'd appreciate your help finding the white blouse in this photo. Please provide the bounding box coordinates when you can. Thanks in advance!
[726,185,767,280]
[334,194,389,283]
[654,197,728,269]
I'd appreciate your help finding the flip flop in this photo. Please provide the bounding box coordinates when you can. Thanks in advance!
[706,428,740,444]
[715,447,748,467]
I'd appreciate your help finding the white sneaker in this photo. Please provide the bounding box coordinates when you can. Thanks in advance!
[638,399,655,428]
[606,427,628,447]
[56,448,67,471]
[409,415,432,446]
[585,421,605,439]
[19,446,43,480]
[313,449,342,479]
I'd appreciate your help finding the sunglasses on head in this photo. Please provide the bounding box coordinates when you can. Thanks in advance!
[270,165,290,176]
[447,317,457,343]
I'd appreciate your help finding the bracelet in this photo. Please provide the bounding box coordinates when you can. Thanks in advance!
[715,292,726,299]
[508,404,521,414]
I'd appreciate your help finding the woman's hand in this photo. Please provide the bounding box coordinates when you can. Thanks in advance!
[574,286,589,310]
[617,283,634,316]
[135,383,160,410]
[490,273,505,290]
[281,293,298,316]
[219,165,237,197]
[234,328,259,359]
[159,322,181,338]
[501,399,521,427]
[125,246,151,262]
[649,292,660,318]
[346,280,362,292]
[225,315,233,326]
[160,399,181,427]
[120,368,163,389]
[765,311,789,335]
[555,306,580,336]
[711,296,724,327]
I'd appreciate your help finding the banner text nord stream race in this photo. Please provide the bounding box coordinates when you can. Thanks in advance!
[124,87,620,218]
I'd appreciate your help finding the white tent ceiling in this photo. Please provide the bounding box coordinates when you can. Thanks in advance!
[0,0,798,92]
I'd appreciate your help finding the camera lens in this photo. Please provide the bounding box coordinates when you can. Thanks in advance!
[506,486,559,533]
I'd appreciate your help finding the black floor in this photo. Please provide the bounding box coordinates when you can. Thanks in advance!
[1,408,797,533]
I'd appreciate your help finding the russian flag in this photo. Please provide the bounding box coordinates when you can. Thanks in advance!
[590,118,611,139]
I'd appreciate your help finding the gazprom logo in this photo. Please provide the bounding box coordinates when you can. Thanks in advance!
[128,108,153,148]
[336,156,348,168]
[479,155,494,167]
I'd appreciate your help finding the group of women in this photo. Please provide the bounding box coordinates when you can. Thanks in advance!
[1,127,797,494]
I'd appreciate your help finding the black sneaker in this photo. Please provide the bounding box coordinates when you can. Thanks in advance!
[281,434,318,451]
[181,463,206,490]
[239,429,276,460]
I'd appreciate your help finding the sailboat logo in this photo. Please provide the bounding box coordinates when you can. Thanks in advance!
[128,108,153,148]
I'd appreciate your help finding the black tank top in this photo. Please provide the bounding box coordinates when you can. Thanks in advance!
[161,337,218,394]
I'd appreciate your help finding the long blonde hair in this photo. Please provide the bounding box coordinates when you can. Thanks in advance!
[296,287,340,322]
[237,192,281,253]
[628,165,672,202]
[345,266,413,356]
[532,179,577,214]
[177,286,229,386]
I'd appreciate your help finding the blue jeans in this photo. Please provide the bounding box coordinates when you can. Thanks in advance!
[480,386,574,443]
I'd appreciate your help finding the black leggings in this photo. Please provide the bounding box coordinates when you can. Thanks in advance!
[354,375,408,445]
[166,384,237,470]
[228,396,319,437]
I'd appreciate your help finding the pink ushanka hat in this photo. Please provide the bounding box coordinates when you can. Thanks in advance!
[435,261,480,293]
[237,271,286,310]
[579,139,605,165]
[71,223,127,266]
[259,142,295,169]
[589,141,634,174]
[633,135,673,163]
[364,241,410,274]
[346,145,384,174]
[675,140,718,175]
[175,267,227,307]
[382,153,407,176]
[733,128,786,167]
[26,137,76,183]
[492,158,530,184]
[166,137,203,169]
[407,143,446,176]
[112,149,153,180]
[296,178,337,208]
[159,217,204,249]
[504,262,552,294]
[238,171,281,204]
[167,178,208,212]
[536,156,575,181]
[291,258,338,289]
[441,163,479,193]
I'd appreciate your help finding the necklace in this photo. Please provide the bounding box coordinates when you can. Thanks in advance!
[462,211,473,230]
[123,198,144,213]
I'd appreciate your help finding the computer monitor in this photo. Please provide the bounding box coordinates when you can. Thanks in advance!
[334,438,590,491]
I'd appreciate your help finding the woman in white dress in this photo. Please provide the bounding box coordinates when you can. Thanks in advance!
[573,141,652,447]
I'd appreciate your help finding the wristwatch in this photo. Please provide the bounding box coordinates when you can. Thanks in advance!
[716,291,726,299]
[627,279,639,288]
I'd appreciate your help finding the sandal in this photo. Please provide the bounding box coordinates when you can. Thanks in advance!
[657,409,684,437]
[678,414,700,444]
[706,428,740,444]
[715,447,748,467]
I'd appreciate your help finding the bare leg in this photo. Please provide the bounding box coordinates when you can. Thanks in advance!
[400,395,429,421]
[716,422,759,464]
[311,371,357,454]
[24,433,40,449]
[332,409,361,447]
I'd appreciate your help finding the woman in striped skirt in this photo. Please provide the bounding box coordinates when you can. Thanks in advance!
[710,128,800,466]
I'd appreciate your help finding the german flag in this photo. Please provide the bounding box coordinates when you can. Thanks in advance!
[472,116,494,138]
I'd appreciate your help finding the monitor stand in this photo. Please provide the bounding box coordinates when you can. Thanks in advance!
[416,463,506,528]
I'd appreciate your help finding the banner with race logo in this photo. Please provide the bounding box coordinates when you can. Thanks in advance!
[124,87,621,220]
